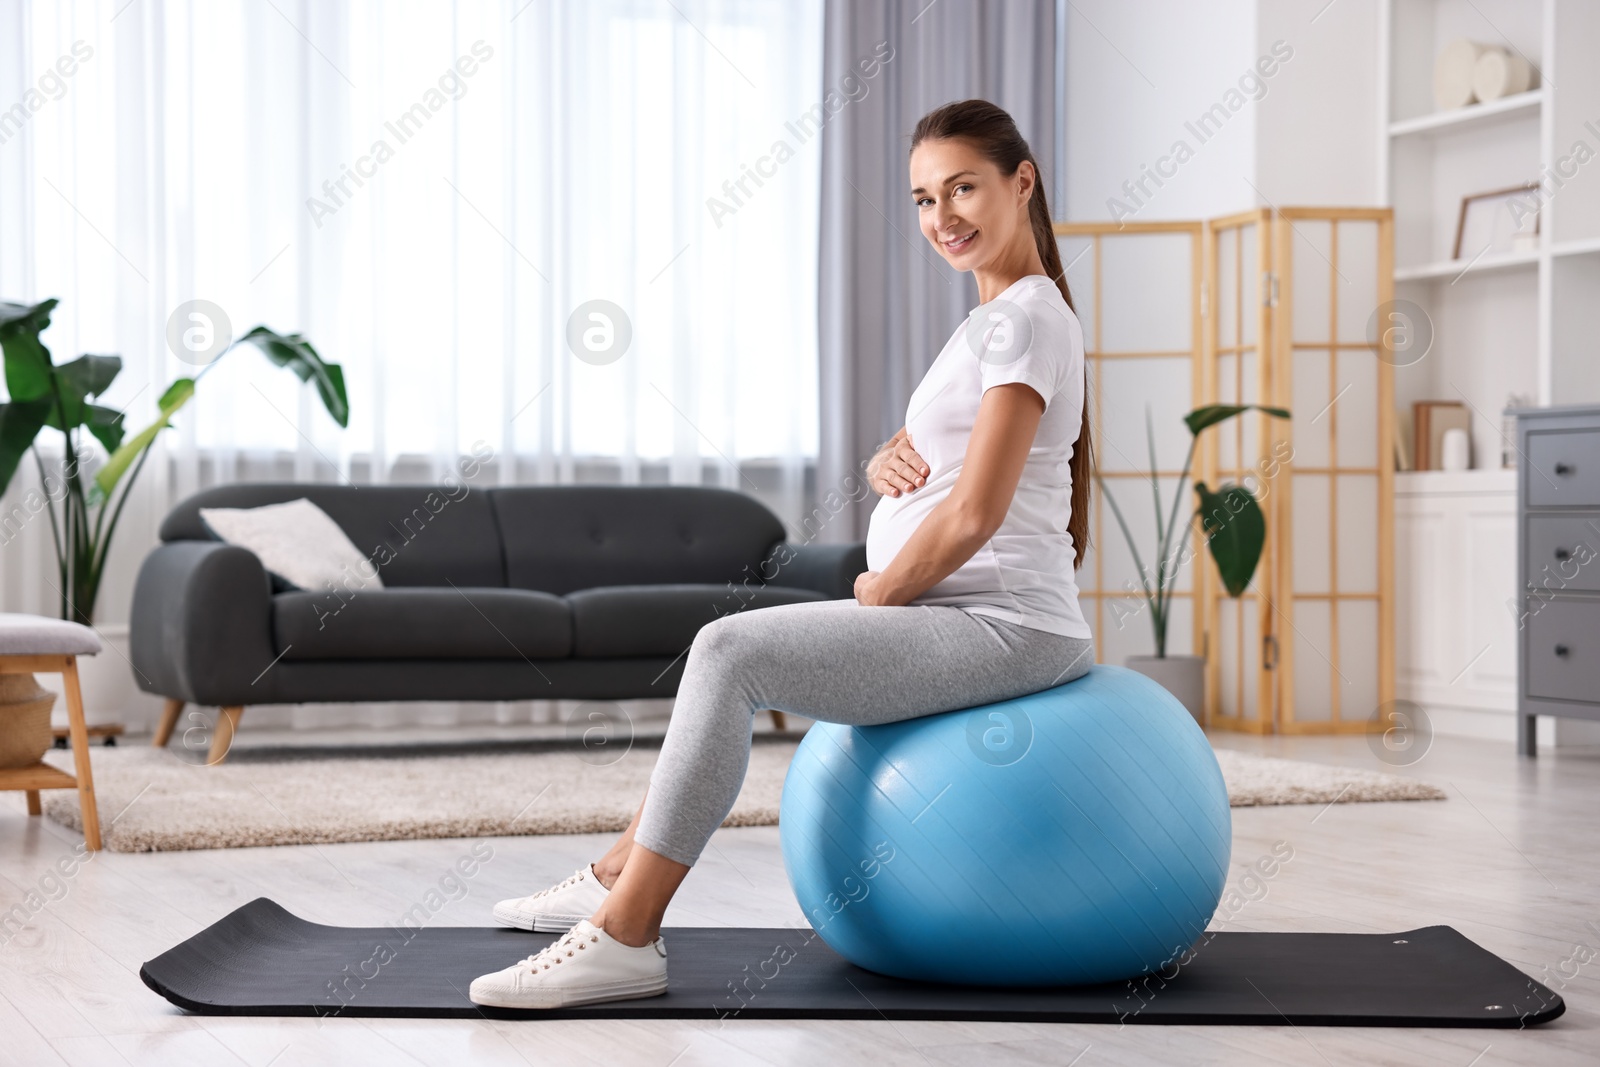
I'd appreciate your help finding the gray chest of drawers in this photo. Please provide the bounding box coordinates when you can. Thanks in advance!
[1516,403,1600,756]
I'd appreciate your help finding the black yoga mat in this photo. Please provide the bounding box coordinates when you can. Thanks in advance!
[140,898,1564,1027]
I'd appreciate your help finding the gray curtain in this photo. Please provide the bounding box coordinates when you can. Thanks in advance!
[816,0,1059,543]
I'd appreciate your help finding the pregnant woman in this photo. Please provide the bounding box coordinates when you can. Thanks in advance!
[470,98,1097,1009]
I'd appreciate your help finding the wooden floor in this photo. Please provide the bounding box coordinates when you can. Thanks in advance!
[1,722,1596,1066]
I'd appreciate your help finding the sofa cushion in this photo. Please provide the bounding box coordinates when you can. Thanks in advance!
[162,483,506,588]
[273,588,571,660]
[200,498,384,593]
[565,583,827,658]
[490,485,787,595]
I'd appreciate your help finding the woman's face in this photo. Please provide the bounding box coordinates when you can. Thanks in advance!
[910,137,1034,272]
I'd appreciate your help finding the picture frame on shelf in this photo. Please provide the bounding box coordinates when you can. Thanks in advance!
[1413,400,1469,472]
[1453,183,1540,261]
[1393,420,1412,471]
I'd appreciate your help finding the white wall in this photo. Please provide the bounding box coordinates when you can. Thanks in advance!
[1063,0,1382,221]
[1063,0,1259,222]
[1255,0,1381,206]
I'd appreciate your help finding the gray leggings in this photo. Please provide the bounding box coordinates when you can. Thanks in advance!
[633,598,1096,867]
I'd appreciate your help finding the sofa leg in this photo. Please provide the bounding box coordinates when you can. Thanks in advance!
[153,699,184,748]
[769,710,788,732]
[207,706,244,766]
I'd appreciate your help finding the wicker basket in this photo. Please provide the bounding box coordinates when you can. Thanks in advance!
[0,673,56,769]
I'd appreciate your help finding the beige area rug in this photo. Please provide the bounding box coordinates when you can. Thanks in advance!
[1210,747,1446,807]
[29,738,1445,853]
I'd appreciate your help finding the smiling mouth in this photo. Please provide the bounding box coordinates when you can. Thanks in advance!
[943,230,977,253]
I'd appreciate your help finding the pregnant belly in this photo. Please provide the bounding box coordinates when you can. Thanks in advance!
[864,474,956,574]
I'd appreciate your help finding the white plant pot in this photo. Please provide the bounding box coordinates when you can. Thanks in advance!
[1124,653,1206,726]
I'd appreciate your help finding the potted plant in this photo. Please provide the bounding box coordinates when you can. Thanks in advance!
[1096,402,1290,724]
[0,297,347,728]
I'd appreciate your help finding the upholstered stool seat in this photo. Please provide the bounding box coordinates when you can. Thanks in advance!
[0,613,103,850]
[0,614,104,656]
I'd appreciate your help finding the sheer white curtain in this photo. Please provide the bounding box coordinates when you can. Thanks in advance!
[0,0,823,731]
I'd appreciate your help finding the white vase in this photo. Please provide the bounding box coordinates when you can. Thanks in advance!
[1440,427,1471,472]
[1434,38,1491,109]
[1124,653,1206,726]
[1472,48,1532,102]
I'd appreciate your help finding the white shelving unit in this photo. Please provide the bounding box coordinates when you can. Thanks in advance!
[1377,0,1600,474]
[1393,469,1529,743]
[1386,87,1544,138]
[1392,247,1539,283]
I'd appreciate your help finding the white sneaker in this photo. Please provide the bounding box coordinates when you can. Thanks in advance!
[468,919,669,1009]
[492,865,610,932]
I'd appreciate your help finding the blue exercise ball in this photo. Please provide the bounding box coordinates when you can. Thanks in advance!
[779,664,1232,987]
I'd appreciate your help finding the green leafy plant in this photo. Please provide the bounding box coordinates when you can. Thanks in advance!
[0,298,348,625]
[1095,403,1291,657]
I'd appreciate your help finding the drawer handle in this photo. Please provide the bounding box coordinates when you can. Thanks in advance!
[1555,547,1571,561]
[1555,644,1570,657]
[1554,462,1574,475]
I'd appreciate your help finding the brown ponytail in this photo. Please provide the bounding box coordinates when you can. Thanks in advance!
[910,99,1095,571]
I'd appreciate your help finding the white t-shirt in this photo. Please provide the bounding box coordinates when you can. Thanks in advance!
[865,273,1093,639]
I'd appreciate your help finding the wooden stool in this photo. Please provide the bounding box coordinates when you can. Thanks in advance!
[0,614,103,851]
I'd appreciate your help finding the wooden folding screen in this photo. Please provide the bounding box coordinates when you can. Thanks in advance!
[1201,209,1276,733]
[1265,208,1396,734]
[1056,209,1395,734]
[1052,223,1207,677]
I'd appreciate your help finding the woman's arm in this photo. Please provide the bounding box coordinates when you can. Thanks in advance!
[856,383,1046,606]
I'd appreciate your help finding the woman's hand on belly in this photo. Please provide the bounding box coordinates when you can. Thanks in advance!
[868,428,930,498]
[865,384,1045,605]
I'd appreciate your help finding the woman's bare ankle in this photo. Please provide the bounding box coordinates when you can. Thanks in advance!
[590,907,658,948]
[591,859,622,891]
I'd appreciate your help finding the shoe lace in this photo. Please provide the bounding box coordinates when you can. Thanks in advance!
[526,868,589,901]
[519,927,601,972]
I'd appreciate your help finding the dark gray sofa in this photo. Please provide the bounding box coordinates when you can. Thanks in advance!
[130,483,865,760]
